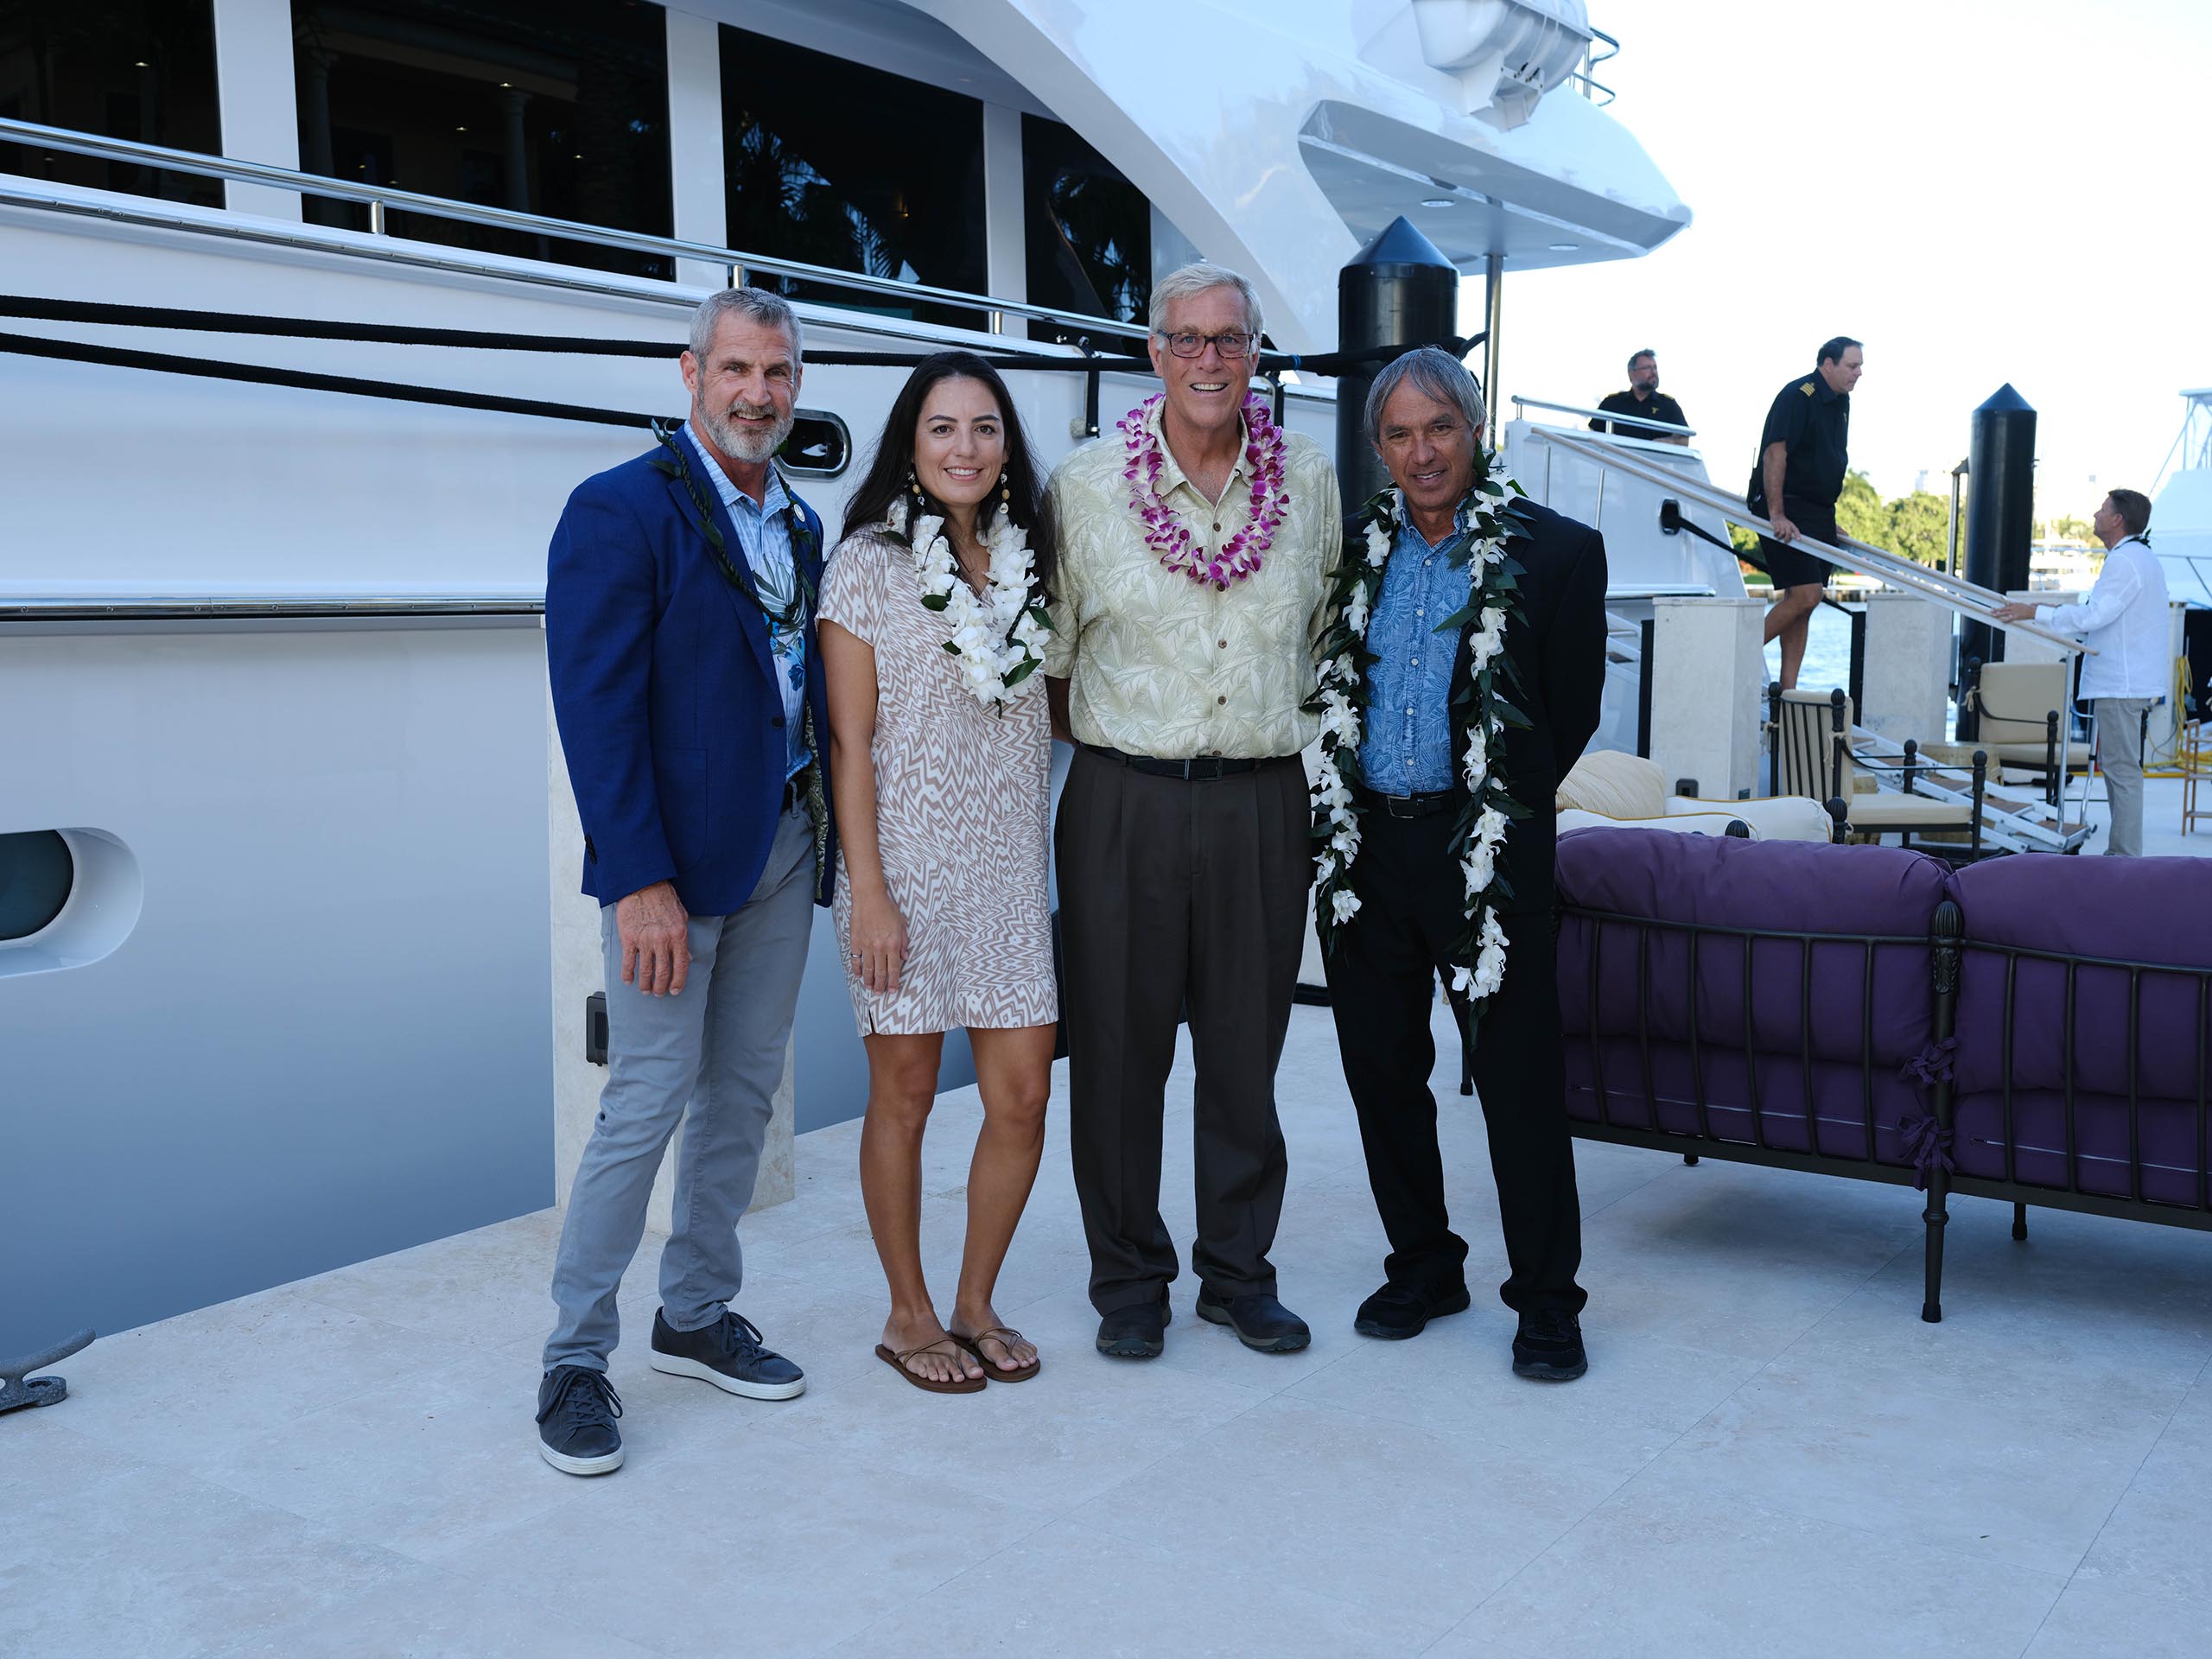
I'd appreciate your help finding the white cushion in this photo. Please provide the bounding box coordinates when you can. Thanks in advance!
[1556,750,1668,821]
[1559,807,1755,839]
[1847,793,1975,828]
[1672,794,1834,842]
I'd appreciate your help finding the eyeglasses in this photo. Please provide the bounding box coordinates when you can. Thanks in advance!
[1158,330,1256,360]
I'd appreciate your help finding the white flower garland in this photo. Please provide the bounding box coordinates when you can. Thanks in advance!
[887,497,1050,707]
[1308,475,1530,1026]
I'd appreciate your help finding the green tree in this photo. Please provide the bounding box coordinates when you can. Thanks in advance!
[1836,470,1888,547]
[2050,514,2093,543]
[1885,492,1949,567]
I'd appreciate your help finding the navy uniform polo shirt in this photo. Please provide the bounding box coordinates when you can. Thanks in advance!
[1591,388,1688,442]
[1746,371,1850,513]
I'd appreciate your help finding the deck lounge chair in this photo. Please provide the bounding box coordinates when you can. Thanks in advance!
[1772,687,1989,860]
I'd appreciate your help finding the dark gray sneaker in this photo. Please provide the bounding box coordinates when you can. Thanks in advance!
[1096,1294,1171,1360]
[649,1308,805,1400]
[537,1364,623,1477]
[1195,1289,1311,1353]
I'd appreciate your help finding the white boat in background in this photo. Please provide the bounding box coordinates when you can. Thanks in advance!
[2152,388,2212,610]
[0,0,1699,1350]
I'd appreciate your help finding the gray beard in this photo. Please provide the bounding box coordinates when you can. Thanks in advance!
[699,404,794,465]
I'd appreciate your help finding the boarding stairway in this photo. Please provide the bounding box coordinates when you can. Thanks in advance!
[1520,424,2098,855]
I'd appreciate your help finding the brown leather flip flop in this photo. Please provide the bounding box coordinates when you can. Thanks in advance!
[951,1326,1041,1383]
[874,1338,986,1394]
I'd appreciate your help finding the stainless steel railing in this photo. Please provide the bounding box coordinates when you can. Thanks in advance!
[1569,28,1619,105]
[1511,393,1694,439]
[0,116,1149,345]
[0,594,545,622]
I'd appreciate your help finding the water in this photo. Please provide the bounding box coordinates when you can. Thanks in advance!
[1763,601,1856,698]
[1761,597,1959,736]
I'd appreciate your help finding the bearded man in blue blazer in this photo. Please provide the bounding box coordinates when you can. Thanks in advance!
[537,287,833,1477]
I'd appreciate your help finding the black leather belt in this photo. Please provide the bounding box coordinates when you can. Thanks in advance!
[1080,742,1298,782]
[780,772,807,812]
[1355,785,1458,819]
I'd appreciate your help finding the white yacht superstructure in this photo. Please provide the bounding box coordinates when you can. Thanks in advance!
[0,0,1697,1351]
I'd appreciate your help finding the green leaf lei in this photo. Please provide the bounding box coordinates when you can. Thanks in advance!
[1306,455,1535,1035]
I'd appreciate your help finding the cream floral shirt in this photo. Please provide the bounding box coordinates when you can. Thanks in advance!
[1044,401,1343,760]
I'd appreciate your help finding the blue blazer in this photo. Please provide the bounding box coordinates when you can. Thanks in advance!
[546,443,835,918]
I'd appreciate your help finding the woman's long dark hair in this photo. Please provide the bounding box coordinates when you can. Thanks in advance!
[841,351,1058,598]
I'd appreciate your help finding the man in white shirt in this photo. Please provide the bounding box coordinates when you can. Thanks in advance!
[1993,489,2170,855]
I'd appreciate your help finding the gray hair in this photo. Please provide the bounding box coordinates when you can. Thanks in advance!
[689,286,804,361]
[1363,346,1488,444]
[1148,262,1264,340]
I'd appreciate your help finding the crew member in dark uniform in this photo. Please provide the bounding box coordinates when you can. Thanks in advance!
[1590,348,1688,444]
[1750,336,1863,690]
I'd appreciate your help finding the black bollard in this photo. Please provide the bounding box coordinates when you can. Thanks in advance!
[1955,385,2037,736]
[1337,217,1459,509]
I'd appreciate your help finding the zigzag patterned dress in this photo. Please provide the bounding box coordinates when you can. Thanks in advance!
[819,530,1058,1037]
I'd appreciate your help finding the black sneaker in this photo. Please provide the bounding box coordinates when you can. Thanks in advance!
[1095,1294,1171,1360]
[1512,1309,1589,1382]
[649,1308,805,1400]
[537,1364,623,1477]
[1354,1281,1473,1340]
[1195,1289,1311,1354]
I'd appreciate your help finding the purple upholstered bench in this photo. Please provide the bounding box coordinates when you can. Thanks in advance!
[1951,855,2212,1215]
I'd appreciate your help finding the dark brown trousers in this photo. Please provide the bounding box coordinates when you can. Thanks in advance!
[1055,747,1310,1314]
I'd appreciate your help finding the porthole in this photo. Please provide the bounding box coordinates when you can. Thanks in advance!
[0,828,143,977]
[782,410,851,477]
[0,830,73,942]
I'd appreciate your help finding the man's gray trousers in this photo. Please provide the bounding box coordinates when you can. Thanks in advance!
[2095,696,2156,859]
[544,805,815,1372]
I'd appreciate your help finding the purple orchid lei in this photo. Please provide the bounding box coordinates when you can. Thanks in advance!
[1117,391,1290,589]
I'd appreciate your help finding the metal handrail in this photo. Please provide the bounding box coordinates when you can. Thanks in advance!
[0,594,543,620]
[0,116,1148,344]
[1512,393,1694,437]
[1532,428,2093,654]
[1570,28,1619,104]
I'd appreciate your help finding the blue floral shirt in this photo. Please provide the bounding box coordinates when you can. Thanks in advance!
[1357,505,1473,795]
[683,423,809,778]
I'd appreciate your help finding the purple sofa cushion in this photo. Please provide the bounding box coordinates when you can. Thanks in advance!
[1952,853,2212,967]
[1952,853,2212,1198]
[1558,828,1955,938]
[1556,830,1955,1167]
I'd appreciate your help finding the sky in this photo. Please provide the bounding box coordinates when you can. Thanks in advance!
[1485,0,2212,519]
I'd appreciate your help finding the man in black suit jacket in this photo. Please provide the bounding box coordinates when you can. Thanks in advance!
[1312,346,1606,1380]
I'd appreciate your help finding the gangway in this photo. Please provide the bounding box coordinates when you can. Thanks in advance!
[1522,428,2099,854]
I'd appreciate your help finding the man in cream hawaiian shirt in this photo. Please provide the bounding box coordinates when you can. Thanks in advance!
[1045,262,1341,1362]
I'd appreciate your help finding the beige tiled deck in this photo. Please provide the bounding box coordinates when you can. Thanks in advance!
[8,779,2210,1657]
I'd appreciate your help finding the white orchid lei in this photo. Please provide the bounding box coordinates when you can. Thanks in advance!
[1307,464,1534,1033]
[887,496,1051,708]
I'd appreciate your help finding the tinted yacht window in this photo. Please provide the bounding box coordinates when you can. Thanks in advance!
[0,1,223,207]
[291,0,671,278]
[720,25,985,330]
[1022,115,1149,340]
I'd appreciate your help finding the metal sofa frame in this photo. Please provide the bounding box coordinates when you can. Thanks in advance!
[1556,896,2212,1321]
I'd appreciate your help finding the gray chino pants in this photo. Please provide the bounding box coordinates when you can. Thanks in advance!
[544,805,815,1372]
[2095,697,2156,858]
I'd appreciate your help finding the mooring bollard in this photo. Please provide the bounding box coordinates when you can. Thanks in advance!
[0,1330,96,1414]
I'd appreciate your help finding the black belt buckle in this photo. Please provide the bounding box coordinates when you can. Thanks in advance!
[1367,788,1452,819]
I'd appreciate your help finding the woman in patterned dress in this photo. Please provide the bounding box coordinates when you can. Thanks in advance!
[818,353,1061,1392]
